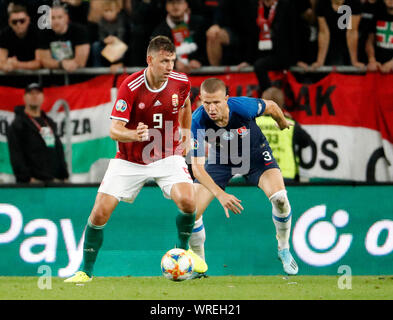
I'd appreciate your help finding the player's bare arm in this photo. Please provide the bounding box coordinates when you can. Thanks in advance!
[191,156,243,218]
[178,98,192,154]
[262,99,293,130]
[109,119,149,142]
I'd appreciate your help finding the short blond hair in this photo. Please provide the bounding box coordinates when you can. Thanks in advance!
[200,78,227,94]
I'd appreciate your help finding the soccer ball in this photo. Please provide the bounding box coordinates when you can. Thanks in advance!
[161,248,194,281]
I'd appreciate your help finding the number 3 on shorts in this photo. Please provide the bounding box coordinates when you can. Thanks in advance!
[263,150,272,161]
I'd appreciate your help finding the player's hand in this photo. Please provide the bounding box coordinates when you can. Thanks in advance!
[216,191,244,218]
[180,134,191,156]
[136,122,149,141]
[275,118,294,130]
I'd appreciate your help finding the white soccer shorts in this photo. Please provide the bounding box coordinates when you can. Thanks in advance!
[98,155,193,203]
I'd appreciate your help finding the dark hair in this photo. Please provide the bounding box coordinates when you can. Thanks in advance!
[7,4,28,16]
[51,1,68,13]
[200,78,227,94]
[147,35,176,55]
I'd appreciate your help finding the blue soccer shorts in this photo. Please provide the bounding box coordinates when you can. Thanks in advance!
[194,143,280,190]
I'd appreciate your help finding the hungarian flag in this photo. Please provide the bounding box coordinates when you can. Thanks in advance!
[376,20,393,48]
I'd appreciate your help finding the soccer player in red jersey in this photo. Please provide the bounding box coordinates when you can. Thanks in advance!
[65,36,207,283]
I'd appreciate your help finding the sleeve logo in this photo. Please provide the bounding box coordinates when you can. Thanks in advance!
[115,99,128,112]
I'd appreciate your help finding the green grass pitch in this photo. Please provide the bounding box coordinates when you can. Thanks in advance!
[1,275,393,300]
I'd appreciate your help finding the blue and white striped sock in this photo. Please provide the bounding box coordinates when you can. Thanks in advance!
[270,190,292,250]
[189,217,206,261]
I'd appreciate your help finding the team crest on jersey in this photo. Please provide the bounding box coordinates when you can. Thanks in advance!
[236,126,249,137]
[172,94,179,107]
[222,131,235,141]
[115,99,127,112]
[138,102,145,109]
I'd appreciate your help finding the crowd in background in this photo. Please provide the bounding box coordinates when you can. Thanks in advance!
[0,0,392,86]
[1,0,392,184]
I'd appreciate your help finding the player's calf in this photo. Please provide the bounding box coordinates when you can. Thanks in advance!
[269,189,292,250]
[176,209,196,250]
[189,217,206,261]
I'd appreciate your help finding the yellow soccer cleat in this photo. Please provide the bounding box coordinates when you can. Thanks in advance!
[187,249,208,274]
[64,271,92,283]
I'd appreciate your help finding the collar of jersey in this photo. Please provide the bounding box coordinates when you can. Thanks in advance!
[143,68,168,93]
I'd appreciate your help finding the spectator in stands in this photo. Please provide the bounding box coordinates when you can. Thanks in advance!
[131,0,166,66]
[37,3,90,72]
[0,0,52,28]
[295,0,319,69]
[366,0,393,72]
[88,0,131,23]
[0,0,8,29]
[311,0,365,69]
[256,87,313,182]
[0,3,41,72]
[7,83,69,183]
[253,0,297,95]
[358,0,379,63]
[152,0,207,73]
[187,0,220,28]
[91,0,129,71]
[61,0,90,25]
[205,1,296,89]
[205,0,254,66]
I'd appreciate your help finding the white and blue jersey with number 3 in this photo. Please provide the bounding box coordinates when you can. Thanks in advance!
[191,96,280,189]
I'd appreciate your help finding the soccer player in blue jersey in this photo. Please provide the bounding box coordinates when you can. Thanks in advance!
[189,78,298,276]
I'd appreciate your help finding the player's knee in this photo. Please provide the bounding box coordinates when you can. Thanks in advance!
[177,197,196,214]
[269,189,291,216]
[90,206,111,226]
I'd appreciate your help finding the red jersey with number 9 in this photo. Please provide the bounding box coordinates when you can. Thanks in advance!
[110,68,191,165]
